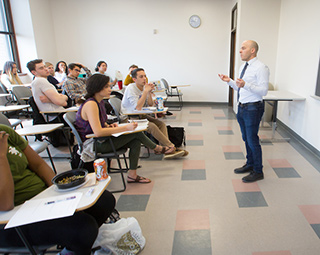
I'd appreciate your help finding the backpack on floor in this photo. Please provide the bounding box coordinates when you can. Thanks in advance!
[167,125,186,148]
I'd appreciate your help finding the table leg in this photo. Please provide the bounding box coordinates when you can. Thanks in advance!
[15,226,37,255]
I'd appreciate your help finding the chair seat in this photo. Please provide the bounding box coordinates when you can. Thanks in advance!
[8,118,22,127]
[96,148,127,158]
[167,91,183,96]
[30,141,48,154]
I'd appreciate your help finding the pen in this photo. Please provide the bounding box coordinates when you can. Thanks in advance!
[45,196,76,205]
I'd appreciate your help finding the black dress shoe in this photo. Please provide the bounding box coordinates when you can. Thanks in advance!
[234,164,253,174]
[242,172,264,183]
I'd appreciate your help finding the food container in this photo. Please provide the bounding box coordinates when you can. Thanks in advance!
[52,169,88,190]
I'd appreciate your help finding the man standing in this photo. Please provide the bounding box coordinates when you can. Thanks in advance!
[218,40,269,182]
[62,63,91,103]
[121,68,188,159]
[27,59,68,122]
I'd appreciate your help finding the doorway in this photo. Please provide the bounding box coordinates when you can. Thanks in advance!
[228,3,237,106]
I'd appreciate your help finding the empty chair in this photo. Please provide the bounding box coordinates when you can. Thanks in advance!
[108,97,127,123]
[11,85,32,105]
[161,78,183,110]
[63,111,129,193]
[0,112,22,129]
[29,141,57,174]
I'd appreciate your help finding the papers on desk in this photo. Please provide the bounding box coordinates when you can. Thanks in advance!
[112,121,148,137]
[5,192,82,229]
[132,108,153,114]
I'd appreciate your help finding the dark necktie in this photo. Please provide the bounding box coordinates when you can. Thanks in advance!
[237,62,248,102]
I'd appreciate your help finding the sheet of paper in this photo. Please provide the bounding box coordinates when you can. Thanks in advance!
[112,123,148,137]
[5,192,82,229]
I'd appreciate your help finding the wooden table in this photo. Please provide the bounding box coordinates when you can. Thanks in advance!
[261,90,305,142]
[0,176,110,254]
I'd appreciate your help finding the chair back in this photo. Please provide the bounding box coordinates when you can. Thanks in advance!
[0,113,11,126]
[63,111,83,153]
[0,81,9,94]
[108,97,122,120]
[28,96,46,125]
[11,85,32,105]
[161,78,170,91]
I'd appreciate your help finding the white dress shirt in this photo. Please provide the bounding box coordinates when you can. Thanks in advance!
[228,57,270,104]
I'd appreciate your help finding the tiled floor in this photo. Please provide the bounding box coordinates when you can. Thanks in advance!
[20,103,320,255]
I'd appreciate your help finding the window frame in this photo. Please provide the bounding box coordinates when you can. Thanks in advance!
[0,0,20,71]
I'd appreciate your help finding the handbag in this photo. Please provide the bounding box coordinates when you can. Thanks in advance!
[167,125,186,148]
[93,217,146,255]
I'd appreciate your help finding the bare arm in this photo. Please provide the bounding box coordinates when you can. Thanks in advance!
[0,131,14,211]
[83,101,137,137]
[43,89,68,106]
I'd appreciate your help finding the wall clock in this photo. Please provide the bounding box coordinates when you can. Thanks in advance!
[189,15,201,28]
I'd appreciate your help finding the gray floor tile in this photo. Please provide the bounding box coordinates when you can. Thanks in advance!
[116,194,150,211]
[273,167,301,178]
[188,122,202,126]
[181,169,206,180]
[190,111,201,114]
[224,152,245,160]
[186,140,204,146]
[310,224,320,238]
[172,230,212,255]
[235,192,268,208]
[218,130,234,135]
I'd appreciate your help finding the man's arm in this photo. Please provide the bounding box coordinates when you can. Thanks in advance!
[43,89,68,106]
[241,65,269,96]
[136,83,154,110]
[0,131,15,211]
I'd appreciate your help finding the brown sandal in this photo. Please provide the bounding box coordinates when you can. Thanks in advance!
[127,175,151,184]
[154,145,171,154]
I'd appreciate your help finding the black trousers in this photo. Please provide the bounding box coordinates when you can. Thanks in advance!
[0,190,115,255]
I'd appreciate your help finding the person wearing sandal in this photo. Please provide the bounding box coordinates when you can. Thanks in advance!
[121,68,188,159]
[75,74,169,184]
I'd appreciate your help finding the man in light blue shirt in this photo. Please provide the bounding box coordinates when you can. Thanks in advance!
[219,40,269,182]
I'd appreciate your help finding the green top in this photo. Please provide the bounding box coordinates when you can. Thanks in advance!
[0,124,47,205]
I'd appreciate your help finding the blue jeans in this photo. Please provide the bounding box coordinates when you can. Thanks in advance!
[237,102,264,173]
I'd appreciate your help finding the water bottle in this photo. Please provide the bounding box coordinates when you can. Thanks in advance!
[156,96,164,111]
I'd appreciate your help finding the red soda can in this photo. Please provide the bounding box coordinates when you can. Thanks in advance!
[94,158,108,181]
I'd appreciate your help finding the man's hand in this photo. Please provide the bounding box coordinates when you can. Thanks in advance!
[39,95,51,103]
[144,83,155,93]
[218,74,231,82]
[0,131,9,158]
[236,78,245,88]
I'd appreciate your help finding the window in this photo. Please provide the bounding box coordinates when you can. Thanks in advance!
[0,0,20,71]
[315,56,320,97]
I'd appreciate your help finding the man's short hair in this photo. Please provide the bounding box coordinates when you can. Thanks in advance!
[68,63,82,70]
[250,40,259,54]
[131,68,144,79]
[27,59,43,73]
[129,64,138,70]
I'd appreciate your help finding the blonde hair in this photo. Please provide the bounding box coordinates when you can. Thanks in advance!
[45,62,53,67]
[2,61,22,85]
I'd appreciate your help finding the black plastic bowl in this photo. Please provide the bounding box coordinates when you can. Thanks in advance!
[52,169,88,190]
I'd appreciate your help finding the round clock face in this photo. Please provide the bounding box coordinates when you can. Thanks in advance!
[189,15,201,28]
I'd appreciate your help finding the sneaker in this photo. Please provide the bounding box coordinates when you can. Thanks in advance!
[164,149,185,159]
[242,172,264,183]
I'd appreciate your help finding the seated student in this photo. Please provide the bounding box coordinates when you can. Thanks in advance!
[45,62,62,90]
[95,61,117,87]
[54,60,68,83]
[0,124,116,255]
[121,68,188,159]
[1,61,23,91]
[75,74,170,183]
[27,59,68,122]
[62,63,92,104]
[124,64,149,86]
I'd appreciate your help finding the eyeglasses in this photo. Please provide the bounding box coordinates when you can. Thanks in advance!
[74,69,81,72]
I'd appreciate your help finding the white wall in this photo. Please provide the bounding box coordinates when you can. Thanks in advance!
[26,0,234,102]
[233,0,281,110]
[275,0,320,150]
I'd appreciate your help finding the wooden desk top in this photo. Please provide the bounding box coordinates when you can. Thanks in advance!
[122,107,168,115]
